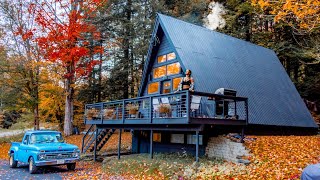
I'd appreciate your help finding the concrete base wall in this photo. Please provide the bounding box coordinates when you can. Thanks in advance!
[205,136,249,162]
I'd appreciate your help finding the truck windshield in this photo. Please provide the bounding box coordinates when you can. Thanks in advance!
[29,133,64,144]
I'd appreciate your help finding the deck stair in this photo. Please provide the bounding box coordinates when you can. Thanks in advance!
[82,124,115,153]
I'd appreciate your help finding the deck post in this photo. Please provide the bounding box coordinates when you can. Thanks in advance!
[118,129,122,159]
[150,129,153,159]
[196,130,199,162]
[240,127,245,143]
[94,127,98,161]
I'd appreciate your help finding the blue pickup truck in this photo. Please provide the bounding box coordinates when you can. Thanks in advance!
[8,130,80,174]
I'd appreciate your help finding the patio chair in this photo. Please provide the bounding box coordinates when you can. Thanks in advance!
[161,97,170,104]
[190,95,201,117]
[152,98,160,117]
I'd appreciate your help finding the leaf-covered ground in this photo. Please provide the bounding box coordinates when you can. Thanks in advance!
[0,133,319,179]
[240,136,320,179]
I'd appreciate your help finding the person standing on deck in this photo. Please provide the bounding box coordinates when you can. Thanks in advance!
[177,69,194,92]
[175,69,195,117]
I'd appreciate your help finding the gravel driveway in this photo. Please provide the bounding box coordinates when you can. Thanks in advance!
[0,160,63,180]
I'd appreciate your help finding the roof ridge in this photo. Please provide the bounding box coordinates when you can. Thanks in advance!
[157,13,274,53]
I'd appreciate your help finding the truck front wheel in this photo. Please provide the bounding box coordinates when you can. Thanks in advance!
[9,154,17,168]
[67,163,76,171]
[28,157,37,174]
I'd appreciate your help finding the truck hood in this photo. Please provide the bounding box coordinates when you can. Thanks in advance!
[28,143,79,151]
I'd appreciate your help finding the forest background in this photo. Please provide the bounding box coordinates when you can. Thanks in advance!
[0,0,319,135]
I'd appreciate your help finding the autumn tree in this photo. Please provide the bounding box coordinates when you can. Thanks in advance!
[32,0,105,135]
[0,0,42,130]
[251,0,320,33]
[251,0,320,65]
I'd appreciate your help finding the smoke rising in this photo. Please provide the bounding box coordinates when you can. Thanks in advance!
[204,1,226,30]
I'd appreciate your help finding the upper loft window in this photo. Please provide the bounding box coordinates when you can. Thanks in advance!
[167,52,176,61]
[157,55,166,63]
[153,62,181,79]
[157,52,176,63]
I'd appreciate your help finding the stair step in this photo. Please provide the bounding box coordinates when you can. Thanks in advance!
[83,128,115,153]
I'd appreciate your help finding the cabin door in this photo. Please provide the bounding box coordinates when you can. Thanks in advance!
[161,80,171,94]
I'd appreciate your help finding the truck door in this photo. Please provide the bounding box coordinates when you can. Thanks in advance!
[18,135,29,163]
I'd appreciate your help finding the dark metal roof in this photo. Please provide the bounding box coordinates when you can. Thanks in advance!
[154,14,317,128]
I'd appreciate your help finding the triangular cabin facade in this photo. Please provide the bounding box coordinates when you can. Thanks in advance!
[82,14,318,161]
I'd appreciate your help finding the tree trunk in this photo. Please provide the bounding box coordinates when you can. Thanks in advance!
[64,78,73,136]
[33,105,39,130]
[122,0,132,99]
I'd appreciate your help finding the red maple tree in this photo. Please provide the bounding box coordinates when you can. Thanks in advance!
[31,0,105,135]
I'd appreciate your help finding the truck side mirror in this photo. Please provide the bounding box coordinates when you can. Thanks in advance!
[23,139,28,144]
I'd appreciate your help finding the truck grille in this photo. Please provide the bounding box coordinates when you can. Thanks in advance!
[44,153,73,160]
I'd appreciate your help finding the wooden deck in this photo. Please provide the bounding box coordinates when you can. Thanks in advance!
[84,91,248,126]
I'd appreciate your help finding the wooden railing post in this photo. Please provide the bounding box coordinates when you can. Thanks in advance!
[186,91,190,123]
[150,97,153,123]
[122,100,125,124]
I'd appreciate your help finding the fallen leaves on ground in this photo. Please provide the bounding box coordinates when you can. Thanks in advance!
[238,135,320,180]
[62,132,132,179]
[98,135,320,180]
[0,143,11,160]
[1,132,319,180]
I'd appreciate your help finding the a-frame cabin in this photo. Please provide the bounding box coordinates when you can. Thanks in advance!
[82,14,317,161]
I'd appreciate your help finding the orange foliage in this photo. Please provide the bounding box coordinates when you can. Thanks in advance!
[31,0,106,79]
[0,143,11,160]
[252,0,320,32]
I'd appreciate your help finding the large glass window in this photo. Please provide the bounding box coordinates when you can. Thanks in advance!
[187,135,203,145]
[153,66,166,79]
[148,82,159,94]
[167,62,180,75]
[170,134,184,144]
[153,62,181,79]
[157,52,176,64]
[173,77,182,91]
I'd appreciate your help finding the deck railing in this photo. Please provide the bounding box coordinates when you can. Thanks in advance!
[84,91,248,125]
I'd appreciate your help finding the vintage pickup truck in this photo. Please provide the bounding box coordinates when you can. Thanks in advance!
[8,130,80,174]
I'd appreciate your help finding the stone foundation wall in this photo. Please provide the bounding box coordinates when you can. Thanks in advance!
[205,136,249,163]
